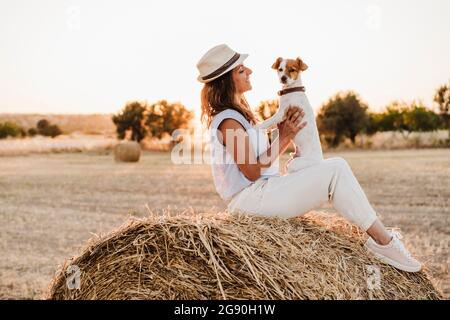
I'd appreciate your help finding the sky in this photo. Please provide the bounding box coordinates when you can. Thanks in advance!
[0,0,449,119]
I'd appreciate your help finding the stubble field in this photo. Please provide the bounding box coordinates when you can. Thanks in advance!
[0,149,448,299]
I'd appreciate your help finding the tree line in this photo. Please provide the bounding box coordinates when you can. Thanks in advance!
[256,81,450,147]
[2,81,448,149]
[112,100,194,142]
[0,119,62,139]
[113,82,449,148]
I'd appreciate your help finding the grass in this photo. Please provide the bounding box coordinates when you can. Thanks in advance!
[0,134,118,156]
[0,149,448,299]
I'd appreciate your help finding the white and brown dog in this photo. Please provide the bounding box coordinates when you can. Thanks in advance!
[255,57,324,172]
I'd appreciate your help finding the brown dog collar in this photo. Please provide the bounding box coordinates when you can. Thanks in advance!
[278,86,306,96]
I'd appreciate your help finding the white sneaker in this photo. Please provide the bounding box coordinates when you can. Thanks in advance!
[365,230,422,272]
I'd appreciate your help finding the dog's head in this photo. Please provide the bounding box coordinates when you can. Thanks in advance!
[272,57,308,86]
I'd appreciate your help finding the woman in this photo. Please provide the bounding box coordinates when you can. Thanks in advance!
[197,44,421,272]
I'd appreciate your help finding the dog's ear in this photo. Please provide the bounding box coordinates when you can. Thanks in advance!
[271,57,283,70]
[296,57,308,71]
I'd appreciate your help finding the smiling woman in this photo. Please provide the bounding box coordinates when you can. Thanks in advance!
[197,43,424,274]
[232,64,253,93]
[199,45,257,128]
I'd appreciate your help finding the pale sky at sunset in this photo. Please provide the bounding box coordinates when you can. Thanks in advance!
[1,0,449,118]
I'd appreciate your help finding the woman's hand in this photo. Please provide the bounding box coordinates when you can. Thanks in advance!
[277,106,307,144]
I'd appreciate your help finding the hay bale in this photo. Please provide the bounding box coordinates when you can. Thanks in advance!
[114,141,141,162]
[47,211,442,300]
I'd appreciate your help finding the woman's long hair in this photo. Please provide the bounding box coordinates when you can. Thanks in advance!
[201,70,257,127]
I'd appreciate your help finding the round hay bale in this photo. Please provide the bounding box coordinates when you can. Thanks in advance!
[114,140,141,162]
[47,211,442,300]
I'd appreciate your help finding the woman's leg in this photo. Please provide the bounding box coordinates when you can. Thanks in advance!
[366,219,392,245]
[255,157,379,230]
[228,156,421,271]
[231,157,390,242]
[318,157,391,245]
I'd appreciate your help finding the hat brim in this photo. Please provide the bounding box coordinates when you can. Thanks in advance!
[197,53,249,84]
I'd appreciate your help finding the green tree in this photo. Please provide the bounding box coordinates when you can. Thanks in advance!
[255,99,279,121]
[377,101,408,135]
[0,122,22,139]
[403,101,440,133]
[36,119,62,138]
[28,128,38,137]
[145,100,194,139]
[37,119,50,132]
[434,81,450,129]
[112,101,147,142]
[379,101,440,138]
[316,91,369,147]
[365,112,383,136]
[42,125,62,138]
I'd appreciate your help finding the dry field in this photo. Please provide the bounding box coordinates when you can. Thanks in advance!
[0,134,118,156]
[0,149,448,299]
[0,113,115,135]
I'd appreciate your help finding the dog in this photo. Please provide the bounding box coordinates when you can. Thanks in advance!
[254,57,324,172]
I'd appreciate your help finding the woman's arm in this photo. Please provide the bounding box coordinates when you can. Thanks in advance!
[218,107,306,182]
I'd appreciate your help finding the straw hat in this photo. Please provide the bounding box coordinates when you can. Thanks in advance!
[196,44,248,83]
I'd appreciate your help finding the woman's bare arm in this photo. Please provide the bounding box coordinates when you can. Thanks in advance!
[218,107,306,182]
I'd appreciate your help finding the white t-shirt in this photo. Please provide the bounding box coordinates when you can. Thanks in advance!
[209,109,279,201]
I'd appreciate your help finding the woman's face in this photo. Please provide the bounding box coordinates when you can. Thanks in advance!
[232,64,253,94]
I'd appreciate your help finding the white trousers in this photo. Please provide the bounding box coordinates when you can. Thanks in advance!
[227,157,378,231]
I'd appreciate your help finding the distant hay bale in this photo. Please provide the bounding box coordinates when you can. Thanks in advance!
[114,140,141,162]
[47,211,442,300]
